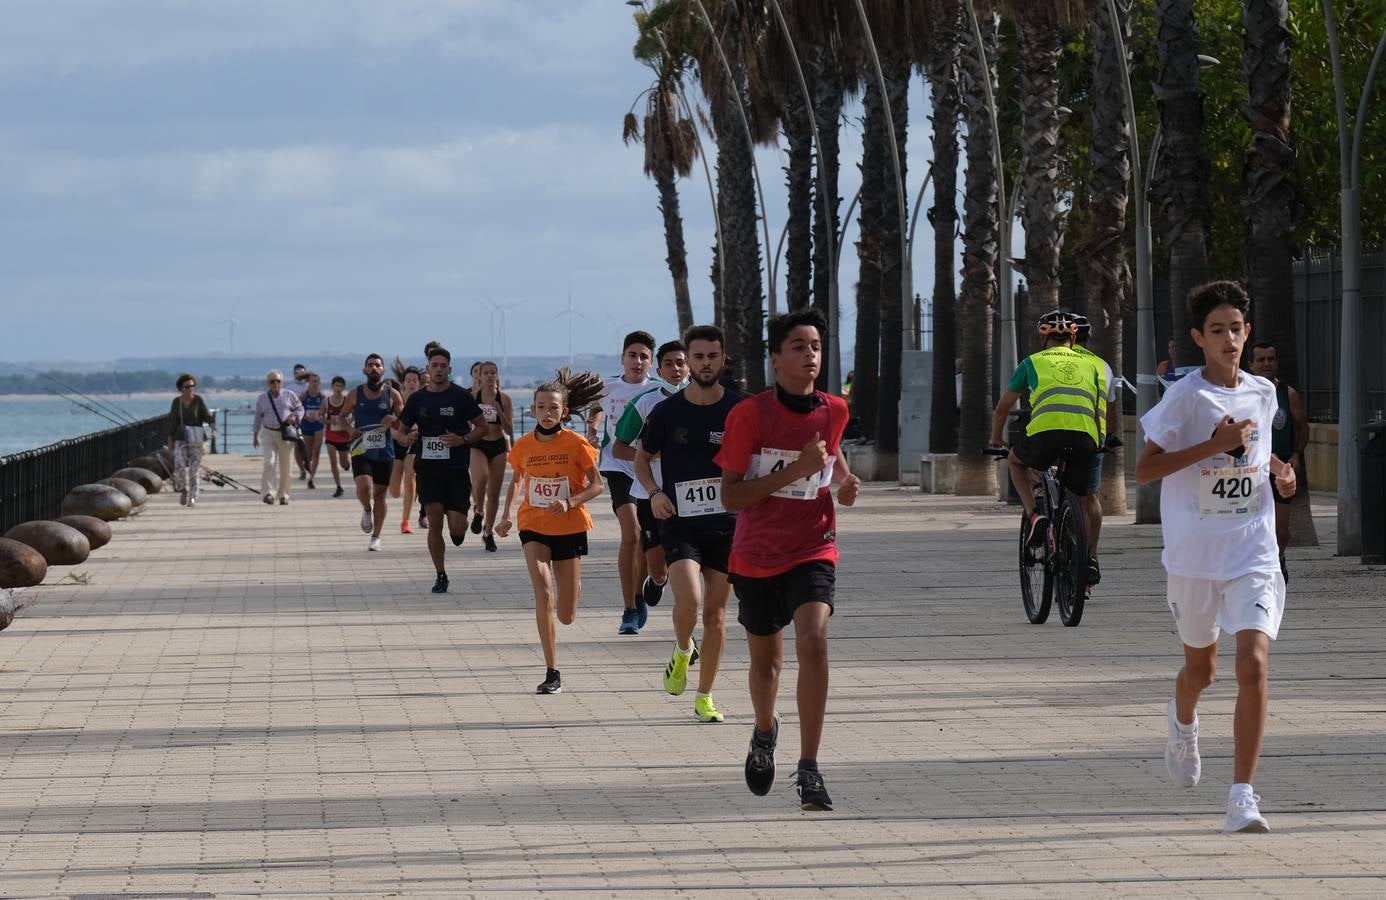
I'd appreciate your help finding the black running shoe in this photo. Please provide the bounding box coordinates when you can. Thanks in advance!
[483,534,497,553]
[796,768,833,811]
[450,531,465,547]
[536,668,561,694]
[1024,512,1048,547]
[641,575,666,607]
[333,485,344,498]
[431,573,449,594]
[470,512,483,535]
[744,714,779,796]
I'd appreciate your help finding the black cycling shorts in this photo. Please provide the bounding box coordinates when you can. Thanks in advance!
[351,456,392,487]
[1012,430,1098,497]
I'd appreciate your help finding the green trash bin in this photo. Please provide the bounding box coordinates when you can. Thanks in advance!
[1363,420,1386,565]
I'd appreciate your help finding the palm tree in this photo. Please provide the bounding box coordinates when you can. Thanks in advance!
[627,13,701,334]
[955,2,1000,496]
[1151,0,1212,369]
[1001,1,1086,314]
[763,4,815,310]
[1079,0,1131,515]
[852,72,886,441]
[1242,0,1299,386]
[804,5,854,340]
[923,0,964,454]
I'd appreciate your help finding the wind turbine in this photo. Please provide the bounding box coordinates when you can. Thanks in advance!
[479,295,526,370]
[553,286,593,369]
[217,301,240,355]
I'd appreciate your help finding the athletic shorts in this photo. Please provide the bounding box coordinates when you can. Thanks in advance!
[604,470,636,510]
[1166,570,1285,647]
[520,529,589,562]
[393,439,417,462]
[636,498,661,551]
[415,468,471,514]
[327,436,351,452]
[351,456,392,487]
[1088,452,1105,494]
[299,421,324,436]
[473,437,508,461]
[662,524,733,575]
[733,560,836,637]
[1012,430,1098,497]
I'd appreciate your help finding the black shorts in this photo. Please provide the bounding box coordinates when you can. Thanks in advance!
[1012,430,1099,497]
[636,498,662,551]
[393,439,416,462]
[327,438,351,453]
[473,437,508,461]
[351,456,392,487]
[604,470,636,511]
[415,467,472,514]
[662,525,734,575]
[733,560,836,637]
[520,530,589,562]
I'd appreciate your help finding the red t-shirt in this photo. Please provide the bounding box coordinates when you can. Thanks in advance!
[714,389,850,578]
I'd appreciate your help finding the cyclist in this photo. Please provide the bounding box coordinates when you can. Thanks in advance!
[988,310,1107,557]
[1070,314,1124,584]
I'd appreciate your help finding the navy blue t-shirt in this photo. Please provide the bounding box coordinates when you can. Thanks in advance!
[640,389,740,533]
[400,384,484,470]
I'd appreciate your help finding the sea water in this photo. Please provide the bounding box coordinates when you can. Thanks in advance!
[0,394,261,457]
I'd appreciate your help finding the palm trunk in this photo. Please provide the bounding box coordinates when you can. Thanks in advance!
[653,163,694,335]
[809,43,844,391]
[955,8,1000,496]
[853,77,886,441]
[925,0,963,454]
[1082,0,1131,515]
[783,87,815,311]
[1013,14,1066,313]
[1152,0,1212,369]
[1242,0,1299,385]
[875,52,910,467]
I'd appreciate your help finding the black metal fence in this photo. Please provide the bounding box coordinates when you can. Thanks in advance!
[0,414,167,533]
[1293,247,1386,421]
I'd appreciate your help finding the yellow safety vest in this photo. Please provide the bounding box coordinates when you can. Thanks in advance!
[1072,345,1110,441]
[1025,347,1104,442]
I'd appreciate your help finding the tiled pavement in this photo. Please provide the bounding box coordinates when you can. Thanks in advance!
[1,455,1383,897]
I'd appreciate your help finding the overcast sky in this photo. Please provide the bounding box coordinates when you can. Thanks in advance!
[3,0,951,366]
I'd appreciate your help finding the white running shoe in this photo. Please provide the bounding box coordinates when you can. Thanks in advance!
[368,536,382,552]
[1224,789,1270,833]
[187,497,196,507]
[360,509,373,533]
[1164,699,1201,787]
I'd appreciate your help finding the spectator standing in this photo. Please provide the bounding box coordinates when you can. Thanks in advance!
[253,370,304,505]
[166,373,216,507]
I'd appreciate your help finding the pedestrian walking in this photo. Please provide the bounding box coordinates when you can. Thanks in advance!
[167,373,216,507]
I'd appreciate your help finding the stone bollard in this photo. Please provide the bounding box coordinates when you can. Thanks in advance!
[4,521,91,567]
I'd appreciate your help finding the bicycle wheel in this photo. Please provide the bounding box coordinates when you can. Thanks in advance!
[1019,509,1053,624]
[1055,498,1089,627]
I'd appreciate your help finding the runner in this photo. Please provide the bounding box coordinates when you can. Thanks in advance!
[390,366,423,534]
[587,331,659,634]
[496,370,605,694]
[299,372,326,490]
[323,376,352,498]
[716,308,859,812]
[469,361,515,552]
[1135,280,1297,834]
[289,363,312,480]
[613,340,690,616]
[397,346,488,594]
[1249,341,1308,580]
[341,354,404,551]
[635,326,740,723]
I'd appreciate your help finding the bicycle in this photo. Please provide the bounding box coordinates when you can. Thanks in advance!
[985,443,1098,627]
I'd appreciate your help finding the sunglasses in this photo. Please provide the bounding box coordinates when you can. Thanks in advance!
[268,379,282,384]
[181,383,196,389]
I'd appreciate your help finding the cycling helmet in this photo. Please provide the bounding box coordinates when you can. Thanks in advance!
[1071,313,1092,341]
[1037,309,1079,337]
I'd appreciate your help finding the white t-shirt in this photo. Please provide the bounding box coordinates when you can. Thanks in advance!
[1139,368,1280,581]
[621,387,671,500]
[597,375,655,477]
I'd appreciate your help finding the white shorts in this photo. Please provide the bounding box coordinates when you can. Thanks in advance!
[1166,571,1285,648]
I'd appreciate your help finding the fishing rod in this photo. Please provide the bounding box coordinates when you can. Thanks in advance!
[25,365,142,427]
[42,387,130,430]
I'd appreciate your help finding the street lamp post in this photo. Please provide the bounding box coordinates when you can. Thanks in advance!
[1323,2,1386,557]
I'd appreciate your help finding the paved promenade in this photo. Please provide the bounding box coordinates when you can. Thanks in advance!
[2,455,1383,897]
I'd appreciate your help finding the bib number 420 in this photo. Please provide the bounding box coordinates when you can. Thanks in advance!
[1209,475,1253,500]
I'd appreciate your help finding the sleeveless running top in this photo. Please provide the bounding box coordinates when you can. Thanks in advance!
[473,389,502,430]
[325,396,350,442]
[1270,381,1294,459]
[353,385,395,461]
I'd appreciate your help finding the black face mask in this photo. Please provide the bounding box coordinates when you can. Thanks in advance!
[536,422,563,436]
[776,383,820,413]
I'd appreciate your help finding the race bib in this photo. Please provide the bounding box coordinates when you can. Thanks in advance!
[362,429,387,451]
[481,403,499,423]
[675,477,724,517]
[1199,463,1264,518]
[750,448,829,501]
[421,436,449,460]
[528,475,570,508]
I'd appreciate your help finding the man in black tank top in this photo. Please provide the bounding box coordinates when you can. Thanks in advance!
[1250,342,1308,577]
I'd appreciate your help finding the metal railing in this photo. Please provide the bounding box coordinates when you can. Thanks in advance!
[0,414,167,533]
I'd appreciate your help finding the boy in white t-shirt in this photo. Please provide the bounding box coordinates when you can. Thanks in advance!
[1136,280,1297,834]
